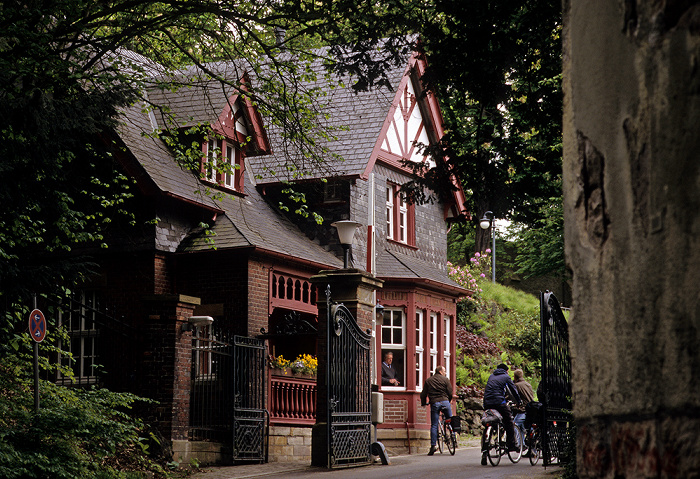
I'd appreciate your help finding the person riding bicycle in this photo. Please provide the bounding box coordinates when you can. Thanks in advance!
[512,368,534,430]
[481,363,521,465]
[420,365,453,456]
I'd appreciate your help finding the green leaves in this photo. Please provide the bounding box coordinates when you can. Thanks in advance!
[0,367,161,478]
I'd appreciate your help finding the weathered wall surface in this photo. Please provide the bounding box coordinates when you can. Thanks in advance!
[563,1,700,477]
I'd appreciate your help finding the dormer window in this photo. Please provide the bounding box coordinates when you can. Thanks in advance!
[202,136,244,193]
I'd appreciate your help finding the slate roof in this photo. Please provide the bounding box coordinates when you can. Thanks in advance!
[115,45,465,290]
[145,49,408,184]
[118,99,220,210]
[376,250,466,293]
[176,175,343,268]
[116,84,342,268]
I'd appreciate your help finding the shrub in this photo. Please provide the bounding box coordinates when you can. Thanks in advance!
[0,362,166,479]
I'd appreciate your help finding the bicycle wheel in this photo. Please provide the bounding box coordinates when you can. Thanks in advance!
[487,424,501,466]
[529,429,541,465]
[437,418,444,454]
[445,424,456,455]
[508,425,523,463]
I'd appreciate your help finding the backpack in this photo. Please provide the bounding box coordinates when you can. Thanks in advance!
[481,408,503,425]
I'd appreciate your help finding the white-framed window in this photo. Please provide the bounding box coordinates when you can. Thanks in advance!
[224,143,236,189]
[381,308,405,390]
[205,138,221,183]
[429,312,438,375]
[398,195,408,243]
[415,309,424,391]
[386,182,415,245]
[386,185,395,240]
[57,290,100,384]
[443,315,451,365]
[203,137,242,192]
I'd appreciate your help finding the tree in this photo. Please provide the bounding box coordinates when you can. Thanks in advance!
[397,0,564,253]
[0,0,416,305]
[511,195,566,280]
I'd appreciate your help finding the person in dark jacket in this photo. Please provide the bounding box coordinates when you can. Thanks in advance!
[420,366,453,455]
[381,351,400,386]
[481,363,521,465]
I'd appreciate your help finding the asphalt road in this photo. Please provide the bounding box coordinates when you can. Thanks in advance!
[193,446,563,479]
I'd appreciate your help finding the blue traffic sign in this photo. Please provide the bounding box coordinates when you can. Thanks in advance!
[28,309,46,343]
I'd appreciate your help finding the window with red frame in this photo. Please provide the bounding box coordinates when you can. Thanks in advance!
[386,183,415,245]
[202,137,244,192]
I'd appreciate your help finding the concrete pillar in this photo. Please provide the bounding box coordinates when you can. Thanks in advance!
[309,269,383,467]
[563,2,700,477]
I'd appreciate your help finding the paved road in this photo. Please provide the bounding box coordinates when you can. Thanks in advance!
[192,446,563,479]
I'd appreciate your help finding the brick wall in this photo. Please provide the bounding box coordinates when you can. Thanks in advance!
[383,399,408,423]
[140,295,198,441]
[247,258,269,336]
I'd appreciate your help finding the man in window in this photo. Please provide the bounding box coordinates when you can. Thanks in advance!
[381,351,400,386]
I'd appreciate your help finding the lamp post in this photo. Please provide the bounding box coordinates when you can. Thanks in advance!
[479,211,496,283]
[331,220,362,268]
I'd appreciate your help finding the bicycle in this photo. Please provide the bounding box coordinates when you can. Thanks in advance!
[481,409,523,466]
[436,405,457,455]
[525,420,542,465]
[524,401,543,465]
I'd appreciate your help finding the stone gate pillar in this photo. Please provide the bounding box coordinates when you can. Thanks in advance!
[309,268,383,467]
[563,2,700,477]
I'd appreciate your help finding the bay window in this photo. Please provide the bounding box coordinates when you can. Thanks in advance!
[381,308,405,390]
[415,309,424,390]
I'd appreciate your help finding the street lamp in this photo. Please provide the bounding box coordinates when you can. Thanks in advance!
[331,220,362,268]
[479,211,496,283]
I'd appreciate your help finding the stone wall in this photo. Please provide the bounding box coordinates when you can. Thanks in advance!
[268,426,313,463]
[456,396,485,437]
[563,1,700,477]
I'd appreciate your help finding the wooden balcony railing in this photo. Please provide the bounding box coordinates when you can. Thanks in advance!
[268,373,317,425]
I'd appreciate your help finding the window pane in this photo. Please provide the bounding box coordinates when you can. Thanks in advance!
[382,329,391,343]
[225,145,234,188]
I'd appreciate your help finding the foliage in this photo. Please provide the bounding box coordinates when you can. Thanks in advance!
[291,354,318,376]
[449,257,542,398]
[268,354,291,369]
[0,361,167,479]
[0,0,415,307]
[392,0,563,256]
[511,195,567,280]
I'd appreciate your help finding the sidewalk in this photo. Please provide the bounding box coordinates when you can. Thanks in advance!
[190,461,314,479]
[189,446,564,479]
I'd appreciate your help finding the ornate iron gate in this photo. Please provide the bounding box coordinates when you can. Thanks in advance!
[539,292,572,466]
[326,287,372,468]
[190,327,267,463]
[232,335,268,463]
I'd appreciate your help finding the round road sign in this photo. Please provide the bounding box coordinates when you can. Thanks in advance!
[28,309,46,343]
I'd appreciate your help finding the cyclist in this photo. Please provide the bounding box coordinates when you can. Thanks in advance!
[512,368,535,430]
[481,363,521,465]
[420,365,453,456]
